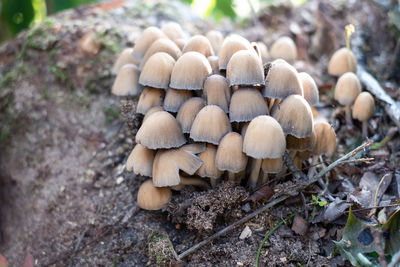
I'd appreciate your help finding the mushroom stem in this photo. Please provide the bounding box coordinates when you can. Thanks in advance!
[210,177,219,188]
[180,176,210,190]
[269,98,281,114]
[362,120,368,138]
[268,98,275,113]
[235,169,246,184]
[228,171,236,182]
[344,104,353,127]
[307,155,319,179]
[248,158,261,189]
[261,172,268,184]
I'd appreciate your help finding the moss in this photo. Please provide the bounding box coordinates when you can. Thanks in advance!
[103,106,120,125]
[147,231,175,266]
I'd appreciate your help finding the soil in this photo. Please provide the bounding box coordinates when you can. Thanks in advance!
[0,0,399,266]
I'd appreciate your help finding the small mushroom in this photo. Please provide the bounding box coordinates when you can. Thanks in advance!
[112,48,140,74]
[207,56,220,75]
[261,157,283,184]
[182,35,215,57]
[270,36,297,64]
[111,64,141,96]
[131,26,166,61]
[137,180,171,210]
[139,38,181,70]
[196,144,223,187]
[139,52,175,89]
[176,97,206,133]
[226,50,264,87]
[352,92,375,137]
[206,30,224,55]
[161,21,186,40]
[126,143,155,177]
[136,87,165,115]
[143,106,164,123]
[163,88,193,113]
[328,47,357,76]
[255,42,269,64]
[229,88,268,123]
[334,72,361,127]
[203,75,230,113]
[298,72,319,106]
[218,34,252,71]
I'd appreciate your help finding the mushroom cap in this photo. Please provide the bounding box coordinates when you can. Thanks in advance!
[176,97,206,133]
[139,38,181,70]
[143,106,164,123]
[261,157,283,174]
[206,30,224,55]
[334,72,361,105]
[352,92,375,121]
[161,21,186,40]
[182,35,214,57]
[263,59,303,99]
[174,38,187,51]
[313,121,336,157]
[136,111,186,149]
[139,52,175,89]
[112,48,139,74]
[203,74,230,113]
[152,145,203,187]
[131,26,165,61]
[243,115,286,159]
[112,64,141,96]
[272,95,314,138]
[137,180,171,210]
[218,34,252,70]
[227,50,264,86]
[136,87,165,115]
[126,143,155,177]
[328,47,357,76]
[207,56,220,75]
[298,72,319,106]
[256,42,269,64]
[229,88,268,122]
[286,131,316,152]
[215,132,248,173]
[163,88,193,113]
[169,51,212,90]
[196,144,223,179]
[190,105,232,145]
[270,36,297,63]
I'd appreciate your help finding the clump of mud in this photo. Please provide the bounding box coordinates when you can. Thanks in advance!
[167,182,248,232]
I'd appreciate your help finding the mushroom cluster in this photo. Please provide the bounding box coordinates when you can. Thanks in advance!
[112,22,339,210]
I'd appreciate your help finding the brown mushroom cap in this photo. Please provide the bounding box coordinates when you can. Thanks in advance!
[261,157,283,174]
[169,51,212,90]
[182,35,214,57]
[112,64,141,96]
[136,111,186,149]
[196,144,223,179]
[161,21,186,40]
[136,87,165,115]
[174,38,187,51]
[256,42,269,64]
[313,121,336,157]
[206,30,224,55]
[243,115,286,159]
[270,36,297,63]
[163,88,193,113]
[272,95,314,138]
[176,97,207,133]
[263,59,303,99]
[143,106,164,123]
[229,88,268,122]
[286,131,316,152]
[112,48,140,74]
[137,180,171,210]
[139,38,181,70]
[352,92,375,121]
[218,34,252,70]
[190,105,232,145]
[298,72,319,106]
[131,26,165,61]
[203,74,230,113]
[139,52,175,89]
[334,72,361,106]
[226,50,264,86]
[207,56,220,75]
[328,47,357,76]
[215,132,248,173]
[126,143,155,177]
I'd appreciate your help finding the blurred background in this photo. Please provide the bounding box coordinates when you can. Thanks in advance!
[0,0,307,44]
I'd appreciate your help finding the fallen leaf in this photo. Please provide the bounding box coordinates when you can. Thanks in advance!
[291,214,309,236]
[247,185,274,202]
[323,198,351,223]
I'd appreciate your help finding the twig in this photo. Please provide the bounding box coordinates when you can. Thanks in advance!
[350,203,400,212]
[369,174,390,217]
[177,141,373,260]
[255,212,296,267]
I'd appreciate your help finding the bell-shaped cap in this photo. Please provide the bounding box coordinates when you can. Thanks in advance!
[170,52,212,90]
[243,115,286,159]
[132,26,165,60]
[136,87,165,115]
[298,72,319,106]
[161,21,186,40]
[139,52,175,89]
[136,111,186,149]
[176,97,206,133]
[112,48,139,74]
[313,121,336,157]
[218,34,252,70]
[196,144,223,179]
[207,56,220,75]
[143,106,164,123]
[111,64,141,96]
[261,157,283,174]
[139,38,181,70]
[270,36,297,63]
[334,72,361,106]
[137,180,171,210]
[203,75,230,113]
[215,132,248,173]
[352,92,375,122]
[229,88,268,122]
[163,88,193,112]
[227,50,264,86]
[328,47,357,76]
[126,143,155,177]
[206,30,224,55]
[182,35,214,57]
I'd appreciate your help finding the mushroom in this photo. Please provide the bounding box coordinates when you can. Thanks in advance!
[163,88,193,113]
[161,21,186,41]
[298,72,319,106]
[176,97,206,133]
[243,115,286,189]
[137,180,171,210]
[196,144,223,187]
[255,42,269,64]
[270,36,297,64]
[136,111,186,149]
[112,48,140,74]
[218,34,252,71]
[190,105,232,145]
[229,88,268,123]
[139,52,175,89]
[352,92,375,137]
[131,26,166,61]
[261,157,283,184]
[328,47,357,76]
[139,38,181,70]
[215,132,248,182]
[182,35,215,57]
[207,56,220,75]
[136,87,165,115]
[334,72,361,127]
[203,75,230,113]
[169,51,212,90]
[143,106,164,123]
[206,30,224,55]
[174,38,187,51]
[126,143,155,177]
[226,50,264,87]
[111,64,141,96]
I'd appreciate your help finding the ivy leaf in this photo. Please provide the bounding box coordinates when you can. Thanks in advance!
[383,208,400,256]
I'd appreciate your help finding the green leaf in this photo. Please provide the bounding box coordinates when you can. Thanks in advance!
[1,0,34,34]
[318,200,328,207]
[382,208,400,256]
